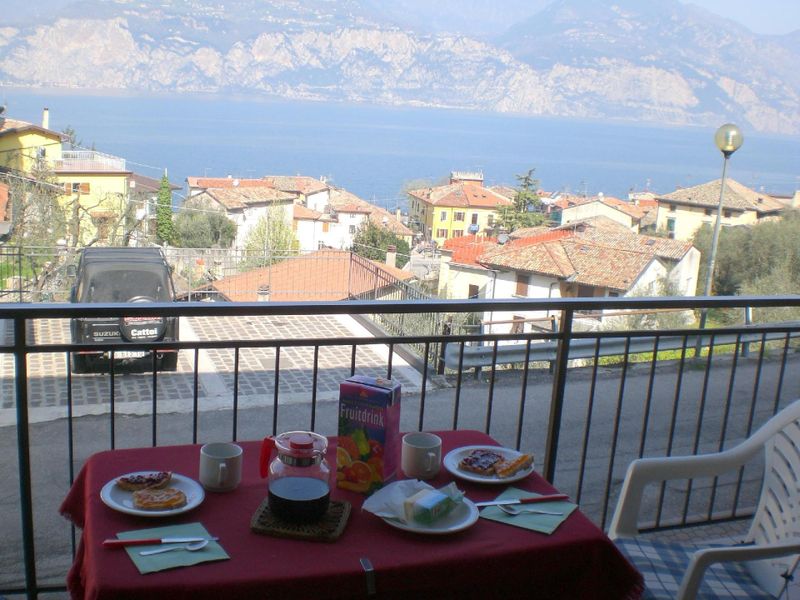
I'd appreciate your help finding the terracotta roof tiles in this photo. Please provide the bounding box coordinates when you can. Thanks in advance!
[205,250,413,302]
[475,223,692,292]
[658,179,784,213]
[407,182,513,209]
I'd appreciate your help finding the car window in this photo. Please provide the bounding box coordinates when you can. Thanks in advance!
[85,270,169,302]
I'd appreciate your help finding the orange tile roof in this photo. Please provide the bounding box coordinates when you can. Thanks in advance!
[408,181,513,209]
[477,225,692,292]
[186,177,276,189]
[205,249,413,302]
[201,187,296,210]
[445,237,498,268]
[0,117,64,140]
[293,204,323,220]
[262,176,330,195]
[658,179,784,213]
[442,235,497,250]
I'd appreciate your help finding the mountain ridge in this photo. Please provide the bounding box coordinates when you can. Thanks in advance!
[1,0,798,134]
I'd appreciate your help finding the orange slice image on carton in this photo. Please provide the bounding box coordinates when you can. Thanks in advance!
[338,460,372,493]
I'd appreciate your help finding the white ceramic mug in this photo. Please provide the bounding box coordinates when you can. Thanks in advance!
[199,442,243,492]
[401,432,442,480]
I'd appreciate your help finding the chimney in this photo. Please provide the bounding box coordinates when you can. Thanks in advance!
[257,284,271,302]
[385,245,397,269]
[42,108,49,130]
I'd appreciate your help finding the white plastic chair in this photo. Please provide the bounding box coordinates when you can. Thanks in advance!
[608,399,800,599]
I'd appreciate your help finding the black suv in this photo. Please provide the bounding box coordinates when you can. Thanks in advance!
[69,247,180,372]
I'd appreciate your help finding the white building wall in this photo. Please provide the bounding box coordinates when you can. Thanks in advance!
[561,202,635,231]
[440,262,491,299]
[306,190,330,213]
[326,212,366,249]
[294,219,323,251]
[666,248,701,296]
[235,202,295,250]
[482,270,562,336]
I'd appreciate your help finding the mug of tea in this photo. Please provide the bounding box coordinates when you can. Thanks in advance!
[199,442,243,492]
[401,432,442,480]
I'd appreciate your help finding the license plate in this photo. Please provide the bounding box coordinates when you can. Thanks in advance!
[112,350,148,360]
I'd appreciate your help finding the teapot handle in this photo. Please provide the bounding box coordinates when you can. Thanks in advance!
[259,437,275,478]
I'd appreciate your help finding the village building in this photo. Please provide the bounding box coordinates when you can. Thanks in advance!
[654,179,784,240]
[407,171,513,246]
[550,193,656,233]
[438,216,700,335]
[1,108,179,245]
[186,176,410,252]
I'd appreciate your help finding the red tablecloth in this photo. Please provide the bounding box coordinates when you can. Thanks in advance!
[60,430,643,600]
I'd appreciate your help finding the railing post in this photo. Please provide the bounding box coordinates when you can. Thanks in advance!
[437,319,451,375]
[543,308,573,484]
[743,306,752,357]
[14,316,38,599]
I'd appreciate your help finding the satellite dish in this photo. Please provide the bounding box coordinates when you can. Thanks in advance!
[497,233,510,245]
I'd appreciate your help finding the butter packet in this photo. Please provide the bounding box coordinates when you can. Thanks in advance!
[403,482,464,525]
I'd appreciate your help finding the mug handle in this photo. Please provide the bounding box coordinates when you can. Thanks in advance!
[259,437,275,478]
[425,450,437,472]
[218,462,228,486]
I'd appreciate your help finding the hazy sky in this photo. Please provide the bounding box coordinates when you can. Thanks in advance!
[686,0,800,35]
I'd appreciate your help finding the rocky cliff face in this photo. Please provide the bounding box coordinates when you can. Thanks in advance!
[1,0,798,134]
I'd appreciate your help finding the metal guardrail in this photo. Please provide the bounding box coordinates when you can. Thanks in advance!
[445,323,800,368]
[3,294,800,598]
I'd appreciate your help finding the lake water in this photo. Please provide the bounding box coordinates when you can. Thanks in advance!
[5,89,800,211]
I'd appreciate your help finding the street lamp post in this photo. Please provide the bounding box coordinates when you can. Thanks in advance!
[697,123,744,336]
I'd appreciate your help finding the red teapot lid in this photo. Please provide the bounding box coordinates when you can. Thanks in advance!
[288,433,315,450]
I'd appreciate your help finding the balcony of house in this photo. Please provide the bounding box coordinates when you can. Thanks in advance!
[2,295,800,598]
[52,150,127,173]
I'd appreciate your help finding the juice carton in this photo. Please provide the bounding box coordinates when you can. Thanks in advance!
[337,375,401,494]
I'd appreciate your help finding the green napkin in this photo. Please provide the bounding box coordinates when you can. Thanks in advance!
[117,522,229,574]
[479,487,577,534]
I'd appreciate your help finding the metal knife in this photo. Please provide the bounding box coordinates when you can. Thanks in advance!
[474,494,569,507]
[103,536,219,548]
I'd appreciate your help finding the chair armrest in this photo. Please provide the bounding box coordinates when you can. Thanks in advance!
[608,445,760,539]
[677,541,800,600]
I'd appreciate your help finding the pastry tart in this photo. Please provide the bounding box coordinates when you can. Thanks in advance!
[458,448,504,475]
[116,471,172,491]
[494,454,534,478]
[132,487,187,511]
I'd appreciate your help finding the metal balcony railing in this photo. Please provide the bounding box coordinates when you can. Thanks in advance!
[2,295,800,598]
[52,150,127,173]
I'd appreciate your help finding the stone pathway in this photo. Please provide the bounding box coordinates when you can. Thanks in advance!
[0,313,421,426]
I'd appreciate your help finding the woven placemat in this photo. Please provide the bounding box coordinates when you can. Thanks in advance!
[250,497,351,542]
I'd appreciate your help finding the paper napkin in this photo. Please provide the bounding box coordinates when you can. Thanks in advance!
[116,522,229,574]
[478,487,577,534]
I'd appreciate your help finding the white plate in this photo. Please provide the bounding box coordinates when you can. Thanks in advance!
[443,445,534,484]
[381,498,479,535]
[100,472,205,517]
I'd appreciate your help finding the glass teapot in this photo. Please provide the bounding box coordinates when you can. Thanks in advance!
[259,431,330,523]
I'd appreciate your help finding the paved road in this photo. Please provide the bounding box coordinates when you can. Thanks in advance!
[0,313,423,427]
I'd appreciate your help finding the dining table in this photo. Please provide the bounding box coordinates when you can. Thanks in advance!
[60,429,643,599]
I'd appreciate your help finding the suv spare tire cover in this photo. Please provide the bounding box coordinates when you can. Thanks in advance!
[119,296,167,342]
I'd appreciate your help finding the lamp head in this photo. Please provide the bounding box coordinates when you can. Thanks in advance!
[714,123,743,157]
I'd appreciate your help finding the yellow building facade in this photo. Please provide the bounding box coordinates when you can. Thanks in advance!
[0,118,64,175]
[407,172,512,247]
[1,110,165,245]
